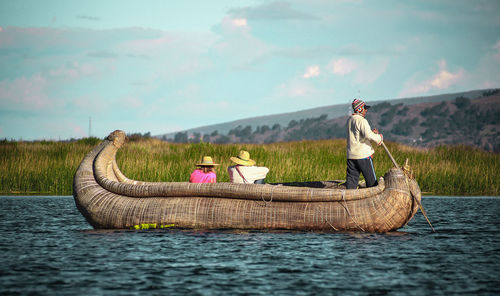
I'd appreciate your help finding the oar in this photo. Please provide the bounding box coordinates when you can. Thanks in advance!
[380,141,436,232]
[381,141,399,169]
[410,193,436,232]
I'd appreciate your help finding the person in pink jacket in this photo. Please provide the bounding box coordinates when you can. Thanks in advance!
[189,156,219,183]
[346,98,383,189]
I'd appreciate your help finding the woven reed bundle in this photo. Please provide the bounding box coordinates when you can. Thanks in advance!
[73,130,421,232]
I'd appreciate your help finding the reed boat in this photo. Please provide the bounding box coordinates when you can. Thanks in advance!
[73,130,422,232]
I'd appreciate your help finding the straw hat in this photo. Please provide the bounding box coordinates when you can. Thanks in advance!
[230,150,256,166]
[196,156,219,166]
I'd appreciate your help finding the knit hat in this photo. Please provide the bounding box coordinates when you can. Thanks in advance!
[352,98,370,113]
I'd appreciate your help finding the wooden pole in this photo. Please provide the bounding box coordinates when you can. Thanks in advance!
[411,194,436,232]
[381,141,399,169]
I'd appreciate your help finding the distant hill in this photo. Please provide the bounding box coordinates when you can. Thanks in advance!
[158,89,500,152]
[158,89,489,138]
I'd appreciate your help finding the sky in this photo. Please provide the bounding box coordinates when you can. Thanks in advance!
[1,0,499,140]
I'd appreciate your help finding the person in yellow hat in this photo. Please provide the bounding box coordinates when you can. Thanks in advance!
[228,150,269,184]
[189,156,219,183]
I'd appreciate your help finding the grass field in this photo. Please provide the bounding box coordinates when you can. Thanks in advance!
[0,138,498,196]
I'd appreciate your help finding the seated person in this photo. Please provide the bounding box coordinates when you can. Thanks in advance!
[227,150,269,184]
[189,156,219,183]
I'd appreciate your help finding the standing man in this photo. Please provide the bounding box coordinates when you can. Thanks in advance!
[346,98,383,189]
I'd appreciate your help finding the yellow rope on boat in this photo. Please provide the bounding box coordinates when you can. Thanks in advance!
[131,223,175,230]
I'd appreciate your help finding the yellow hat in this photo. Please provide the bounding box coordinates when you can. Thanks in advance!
[230,150,256,166]
[196,156,219,166]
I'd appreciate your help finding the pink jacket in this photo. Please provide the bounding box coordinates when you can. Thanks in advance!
[189,169,216,183]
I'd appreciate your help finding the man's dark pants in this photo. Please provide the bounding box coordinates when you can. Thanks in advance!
[346,156,378,189]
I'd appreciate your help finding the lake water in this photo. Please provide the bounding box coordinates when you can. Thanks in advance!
[0,196,499,295]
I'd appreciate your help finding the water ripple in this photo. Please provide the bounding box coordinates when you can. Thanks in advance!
[0,196,499,295]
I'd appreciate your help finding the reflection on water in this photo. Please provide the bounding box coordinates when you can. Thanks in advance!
[0,196,499,295]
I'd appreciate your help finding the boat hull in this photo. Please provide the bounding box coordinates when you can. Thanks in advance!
[73,130,421,232]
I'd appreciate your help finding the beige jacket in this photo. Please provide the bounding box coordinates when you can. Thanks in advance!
[346,114,383,159]
[228,165,269,183]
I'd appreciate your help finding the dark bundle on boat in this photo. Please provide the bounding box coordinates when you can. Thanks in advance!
[73,130,421,232]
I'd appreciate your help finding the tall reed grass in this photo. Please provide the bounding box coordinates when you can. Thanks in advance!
[0,138,498,196]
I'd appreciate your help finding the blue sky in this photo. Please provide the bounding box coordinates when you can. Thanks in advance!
[1,0,499,140]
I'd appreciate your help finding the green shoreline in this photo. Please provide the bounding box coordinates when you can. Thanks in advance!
[1,138,499,196]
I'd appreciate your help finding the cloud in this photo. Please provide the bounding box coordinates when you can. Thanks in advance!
[175,84,201,99]
[228,1,317,20]
[274,76,333,99]
[0,74,51,110]
[429,60,463,88]
[480,81,498,88]
[303,65,320,78]
[87,50,118,59]
[456,40,500,91]
[126,53,149,59]
[494,40,500,62]
[39,120,89,140]
[0,27,191,61]
[268,76,336,114]
[212,16,273,70]
[399,60,465,97]
[0,27,82,52]
[219,16,251,34]
[116,30,216,79]
[48,61,100,79]
[121,96,144,109]
[120,34,175,52]
[232,18,248,27]
[329,58,357,75]
[70,95,108,112]
[0,26,218,139]
[172,100,231,123]
[77,15,101,21]
[353,58,389,84]
[285,82,312,97]
[0,60,106,116]
[72,125,87,138]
